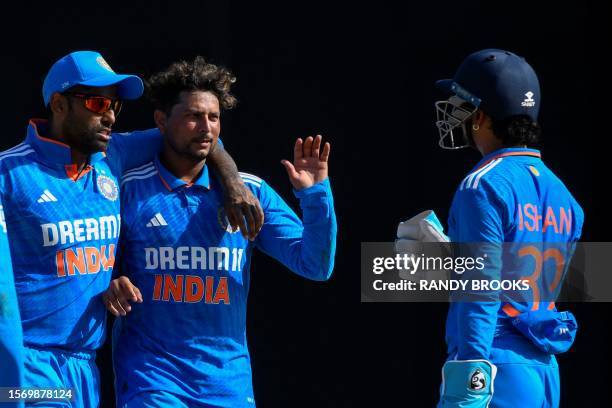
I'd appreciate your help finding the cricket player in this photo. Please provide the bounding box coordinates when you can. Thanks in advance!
[0,198,24,408]
[104,56,337,407]
[399,49,583,407]
[0,51,262,407]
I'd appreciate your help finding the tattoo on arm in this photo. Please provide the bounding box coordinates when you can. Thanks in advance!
[207,144,264,240]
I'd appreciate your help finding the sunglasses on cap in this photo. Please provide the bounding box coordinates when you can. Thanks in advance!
[63,93,123,115]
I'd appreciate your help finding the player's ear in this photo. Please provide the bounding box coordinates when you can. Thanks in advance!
[473,110,487,127]
[49,93,68,116]
[153,110,167,134]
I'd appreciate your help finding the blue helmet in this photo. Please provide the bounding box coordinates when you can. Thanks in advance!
[434,49,541,149]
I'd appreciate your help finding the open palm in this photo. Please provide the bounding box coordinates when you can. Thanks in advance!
[282,135,331,190]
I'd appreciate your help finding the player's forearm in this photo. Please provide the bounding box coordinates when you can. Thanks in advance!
[290,178,337,281]
[207,144,242,191]
[453,242,502,360]
[208,145,265,239]
[455,301,499,360]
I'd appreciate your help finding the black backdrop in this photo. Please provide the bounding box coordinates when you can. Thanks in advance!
[2,1,610,407]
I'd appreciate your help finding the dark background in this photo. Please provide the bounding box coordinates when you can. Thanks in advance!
[2,1,610,406]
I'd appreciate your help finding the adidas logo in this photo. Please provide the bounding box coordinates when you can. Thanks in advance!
[37,189,58,203]
[521,91,536,107]
[146,213,168,228]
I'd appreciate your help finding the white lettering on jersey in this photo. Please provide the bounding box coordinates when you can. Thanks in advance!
[160,247,175,270]
[176,246,190,269]
[41,214,121,247]
[144,246,244,272]
[145,248,159,269]
[209,247,230,271]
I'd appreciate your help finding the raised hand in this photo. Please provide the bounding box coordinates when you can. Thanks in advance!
[281,135,330,190]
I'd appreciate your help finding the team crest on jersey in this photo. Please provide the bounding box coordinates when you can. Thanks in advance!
[469,369,486,391]
[97,175,118,201]
[96,56,114,72]
[217,208,239,233]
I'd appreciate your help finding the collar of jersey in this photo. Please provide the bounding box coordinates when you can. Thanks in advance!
[154,155,210,191]
[26,119,106,166]
[473,147,541,171]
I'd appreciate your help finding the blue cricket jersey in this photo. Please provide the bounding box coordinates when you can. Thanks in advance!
[0,119,160,352]
[445,147,584,360]
[0,196,24,401]
[112,156,337,407]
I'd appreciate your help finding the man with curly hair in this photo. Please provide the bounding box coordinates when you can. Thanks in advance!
[105,56,337,407]
[0,51,262,407]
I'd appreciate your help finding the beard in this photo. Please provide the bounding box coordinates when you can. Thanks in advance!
[62,110,111,154]
[166,135,212,163]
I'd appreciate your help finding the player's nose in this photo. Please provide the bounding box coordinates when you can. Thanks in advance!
[198,117,213,134]
[101,109,116,127]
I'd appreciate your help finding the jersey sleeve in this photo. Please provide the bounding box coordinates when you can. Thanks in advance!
[108,128,162,174]
[116,179,139,280]
[449,182,505,360]
[254,178,337,281]
[0,195,24,392]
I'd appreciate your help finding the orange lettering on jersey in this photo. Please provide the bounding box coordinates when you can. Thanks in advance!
[153,274,162,301]
[100,244,116,270]
[151,274,231,304]
[523,203,540,232]
[213,277,230,305]
[55,245,115,278]
[56,251,66,277]
[205,276,214,303]
[559,208,572,235]
[517,203,524,231]
[185,275,204,303]
[544,248,565,293]
[85,247,101,274]
[66,248,87,276]
[542,207,559,234]
[162,274,184,302]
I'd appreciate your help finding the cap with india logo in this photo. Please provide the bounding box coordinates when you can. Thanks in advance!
[436,49,541,122]
[42,50,144,106]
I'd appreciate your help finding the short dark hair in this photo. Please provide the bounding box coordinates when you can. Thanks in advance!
[490,115,541,147]
[146,56,237,113]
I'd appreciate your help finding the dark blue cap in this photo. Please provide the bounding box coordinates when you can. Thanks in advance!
[42,51,144,106]
[436,49,541,121]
